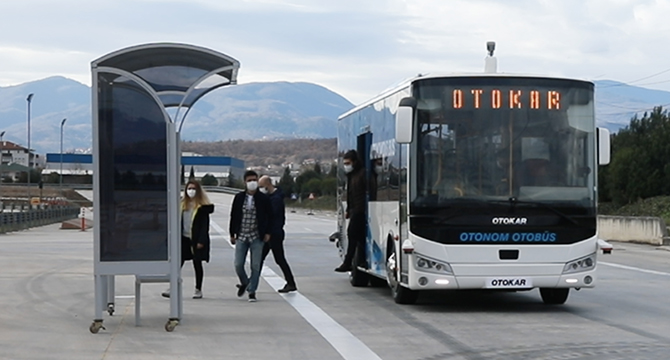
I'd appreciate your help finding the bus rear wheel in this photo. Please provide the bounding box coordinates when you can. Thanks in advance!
[349,247,369,287]
[540,288,569,305]
[386,248,418,304]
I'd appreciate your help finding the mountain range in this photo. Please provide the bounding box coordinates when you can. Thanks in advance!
[1,76,669,154]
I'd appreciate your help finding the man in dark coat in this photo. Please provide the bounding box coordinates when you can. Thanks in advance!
[335,149,367,272]
[229,170,272,302]
[259,175,297,293]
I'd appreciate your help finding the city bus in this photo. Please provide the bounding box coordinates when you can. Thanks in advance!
[332,42,611,304]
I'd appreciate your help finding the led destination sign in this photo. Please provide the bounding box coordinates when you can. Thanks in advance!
[451,89,561,110]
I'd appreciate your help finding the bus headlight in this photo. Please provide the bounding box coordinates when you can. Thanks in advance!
[414,255,453,275]
[562,253,596,274]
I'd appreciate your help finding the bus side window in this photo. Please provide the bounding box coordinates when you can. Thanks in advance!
[370,157,387,201]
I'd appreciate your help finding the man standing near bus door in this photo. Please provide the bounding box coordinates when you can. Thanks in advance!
[335,150,367,272]
[230,170,272,302]
[258,175,297,293]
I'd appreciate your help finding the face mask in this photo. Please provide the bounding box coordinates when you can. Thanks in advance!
[259,187,268,194]
[343,164,354,174]
[246,181,258,191]
[375,165,383,174]
[186,189,197,198]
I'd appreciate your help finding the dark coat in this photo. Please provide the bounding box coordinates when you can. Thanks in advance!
[183,204,214,262]
[346,167,367,216]
[229,191,272,240]
[267,187,286,235]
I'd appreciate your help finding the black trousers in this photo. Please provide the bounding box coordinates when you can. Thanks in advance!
[181,236,204,290]
[261,230,296,286]
[344,212,366,267]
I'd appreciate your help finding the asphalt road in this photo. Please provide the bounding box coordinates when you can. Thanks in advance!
[1,192,669,360]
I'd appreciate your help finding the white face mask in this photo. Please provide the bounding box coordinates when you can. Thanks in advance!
[259,187,268,194]
[246,181,258,191]
[343,164,354,174]
[186,189,197,198]
[375,165,383,174]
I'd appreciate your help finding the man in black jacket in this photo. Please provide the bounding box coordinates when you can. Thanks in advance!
[335,150,367,272]
[259,175,297,293]
[229,170,272,302]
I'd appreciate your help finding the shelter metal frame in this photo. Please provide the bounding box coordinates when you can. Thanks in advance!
[90,43,239,333]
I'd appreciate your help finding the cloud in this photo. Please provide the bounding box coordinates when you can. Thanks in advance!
[1,0,670,105]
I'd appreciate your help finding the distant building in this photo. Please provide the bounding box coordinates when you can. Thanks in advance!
[0,162,31,183]
[0,140,44,169]
[42,153,245,186]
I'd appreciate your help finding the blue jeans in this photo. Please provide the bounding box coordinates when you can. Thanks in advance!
[234,238,264,294]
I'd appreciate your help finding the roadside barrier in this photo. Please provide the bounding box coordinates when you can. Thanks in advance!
[0,205,79,234]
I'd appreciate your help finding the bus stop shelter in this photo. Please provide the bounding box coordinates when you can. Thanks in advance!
[90,43,239,333]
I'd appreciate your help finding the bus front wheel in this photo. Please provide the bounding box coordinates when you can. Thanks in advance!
[540,288,569,305]
[386,248,418,304]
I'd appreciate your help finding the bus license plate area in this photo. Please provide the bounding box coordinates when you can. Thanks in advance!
[485,277,532,289]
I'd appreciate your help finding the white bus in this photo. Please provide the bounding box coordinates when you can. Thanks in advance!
[332,43,611,304]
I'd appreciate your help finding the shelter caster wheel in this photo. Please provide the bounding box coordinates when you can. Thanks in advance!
[107,303,115,316]
[165,319,179,332]
[89,320,106,334]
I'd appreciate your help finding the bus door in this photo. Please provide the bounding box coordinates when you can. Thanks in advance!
[357,132,372,270]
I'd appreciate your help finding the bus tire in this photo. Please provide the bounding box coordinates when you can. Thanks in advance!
[386,244,418,304]
[369,276,387,287]
[350,247,369,287]
[540,288,569,305]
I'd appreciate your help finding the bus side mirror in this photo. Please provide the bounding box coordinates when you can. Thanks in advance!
[395,97,417,144]
[597,127,610,165]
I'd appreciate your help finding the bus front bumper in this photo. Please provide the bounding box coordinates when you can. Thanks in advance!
[407,269,597,291]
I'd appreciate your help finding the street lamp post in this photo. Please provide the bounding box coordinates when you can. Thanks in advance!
[0,130,5,207]
[60,118,67,189]
[26,93,34,204]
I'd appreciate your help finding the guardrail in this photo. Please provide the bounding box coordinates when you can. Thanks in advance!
[202,186,240,195]
[0,206,80,234]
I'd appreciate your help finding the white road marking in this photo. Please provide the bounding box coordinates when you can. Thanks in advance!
[210,220,382,360]
[600,262,670,277]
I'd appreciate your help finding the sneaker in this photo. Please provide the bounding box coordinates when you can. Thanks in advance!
[334,264,352,272]
[161,289,170,298]
[248,293,257,302]
[236,283,247,297]
[193,289,202,299]
[278,284,297,293]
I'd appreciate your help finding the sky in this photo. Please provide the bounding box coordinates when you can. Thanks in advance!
[2,0,670,105]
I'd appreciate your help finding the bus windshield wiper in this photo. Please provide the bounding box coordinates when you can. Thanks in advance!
[506,197,580,226]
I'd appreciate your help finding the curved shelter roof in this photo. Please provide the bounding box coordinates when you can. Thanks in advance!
[92,43,240,114]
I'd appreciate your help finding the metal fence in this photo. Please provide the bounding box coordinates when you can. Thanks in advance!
[0,206,80,234]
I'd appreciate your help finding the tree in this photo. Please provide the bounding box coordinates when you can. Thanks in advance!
[328,161,337,178]
[314,162,322,176]
[278,167,295,196]
[599,106,670,205]
[320,177,337,196]
[304,178,322,196]
[189,166,195,180]
[17,169,42,184]
[295,170,320,196]
[201,173,218,186]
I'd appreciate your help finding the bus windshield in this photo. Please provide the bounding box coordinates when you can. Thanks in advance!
[410,77,595,210]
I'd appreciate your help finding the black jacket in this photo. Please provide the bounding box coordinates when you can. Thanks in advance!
[268,187,286,235]
[346,167,366,216]
[183,204,214,262]
[229,191,272,240]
